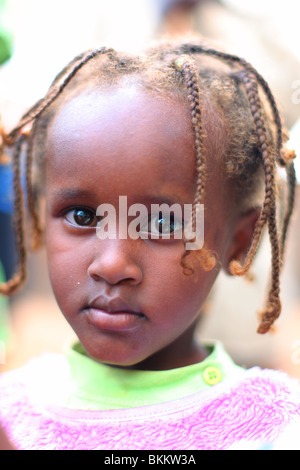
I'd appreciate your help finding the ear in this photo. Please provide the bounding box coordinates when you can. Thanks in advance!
[222,207,260,276]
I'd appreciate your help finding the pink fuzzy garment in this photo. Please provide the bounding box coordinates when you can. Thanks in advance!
[1,354,300,450]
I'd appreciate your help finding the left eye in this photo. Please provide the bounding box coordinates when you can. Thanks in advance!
[64,208,98,227]
[146,212,183,237]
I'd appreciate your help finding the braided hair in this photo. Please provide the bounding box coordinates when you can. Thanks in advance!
[0,40,296,334]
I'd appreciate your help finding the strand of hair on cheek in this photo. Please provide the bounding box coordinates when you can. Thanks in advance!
[8,47,116,142]
[0,134,27,296]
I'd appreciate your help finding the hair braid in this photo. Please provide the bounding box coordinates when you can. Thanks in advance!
[0,134,27,295]
[175,57,206,215]
[25,119,43,250]
[231,72,283,332]
[257,208,282,334]
[280,161,297,258]
[229,72,276,275]
[175,56,217,273]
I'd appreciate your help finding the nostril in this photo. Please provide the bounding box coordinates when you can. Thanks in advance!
[87,256,142,286]
[88,270,101,282]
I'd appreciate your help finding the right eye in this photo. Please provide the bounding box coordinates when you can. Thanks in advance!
[64,208,98,228]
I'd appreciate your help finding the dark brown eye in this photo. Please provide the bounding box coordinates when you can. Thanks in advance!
[65,208,97,227]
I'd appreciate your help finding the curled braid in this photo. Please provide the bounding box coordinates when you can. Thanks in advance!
[175,56,217,273]
[257,206,282,334]
[0,134,27,295]
[8,47,115,141]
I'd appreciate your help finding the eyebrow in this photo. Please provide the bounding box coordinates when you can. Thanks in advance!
[142,186,194,206]
[49,188,95,202]
[143,194,189,207]
[54,188,93,198]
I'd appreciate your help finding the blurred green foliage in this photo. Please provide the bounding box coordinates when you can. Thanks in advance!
[0,0,13,65]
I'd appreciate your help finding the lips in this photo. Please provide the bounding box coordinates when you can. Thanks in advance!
[84,296,145,332]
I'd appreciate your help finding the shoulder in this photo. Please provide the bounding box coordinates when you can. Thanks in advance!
[191,366,300,448]
[0,353,66,384]
[0,353,69,417]
[234,366,300,402]
[198,366,300,417]
[0,353,70,449]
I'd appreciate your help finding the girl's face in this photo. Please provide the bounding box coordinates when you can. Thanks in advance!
[45,87,242,370]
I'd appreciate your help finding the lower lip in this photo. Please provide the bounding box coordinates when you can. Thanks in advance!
[85,308,145,332]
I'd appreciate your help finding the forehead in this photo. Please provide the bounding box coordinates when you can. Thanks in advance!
[45,87,226,199]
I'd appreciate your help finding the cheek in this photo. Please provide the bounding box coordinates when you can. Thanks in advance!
[45,223,90,305]
[145,248,219,319]
[173,267,217,311]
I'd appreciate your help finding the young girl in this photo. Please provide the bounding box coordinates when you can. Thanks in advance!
[0,39,299,450]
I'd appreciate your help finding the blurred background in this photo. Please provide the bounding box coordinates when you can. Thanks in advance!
[0,0,299,378]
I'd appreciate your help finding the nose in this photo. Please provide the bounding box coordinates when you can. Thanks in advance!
[87,238,143,286]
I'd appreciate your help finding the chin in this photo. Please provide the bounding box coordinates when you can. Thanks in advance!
[83,341,149,369]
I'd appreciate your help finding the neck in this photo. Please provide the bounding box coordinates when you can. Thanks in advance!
[122,324,209,371]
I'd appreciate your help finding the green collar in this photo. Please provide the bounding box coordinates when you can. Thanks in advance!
[64,341,243,410]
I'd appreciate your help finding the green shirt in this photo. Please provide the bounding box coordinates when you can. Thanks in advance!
[64,341,243,410]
